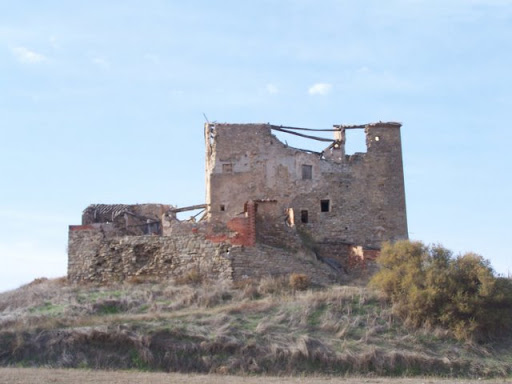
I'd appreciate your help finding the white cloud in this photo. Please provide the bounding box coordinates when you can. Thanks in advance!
[308,82,332,95]
[11,46,46,63]
[266,83,279,94]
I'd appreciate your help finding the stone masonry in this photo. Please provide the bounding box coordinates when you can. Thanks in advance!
[68,122,408,285]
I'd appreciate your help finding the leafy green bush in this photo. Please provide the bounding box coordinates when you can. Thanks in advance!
[370,240,512,342]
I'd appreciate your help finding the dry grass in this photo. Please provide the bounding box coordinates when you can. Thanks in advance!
[289,273,311,291]
[0,277,511,378]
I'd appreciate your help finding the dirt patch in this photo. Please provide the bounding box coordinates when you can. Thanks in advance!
[0,368,509,384]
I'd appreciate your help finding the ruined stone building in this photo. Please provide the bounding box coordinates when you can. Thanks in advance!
[68,122,408,285]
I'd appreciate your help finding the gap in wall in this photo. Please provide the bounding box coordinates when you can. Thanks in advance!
[345,129,367,154]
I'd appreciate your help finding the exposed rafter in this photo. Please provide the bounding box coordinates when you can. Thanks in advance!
[270,126,334,142]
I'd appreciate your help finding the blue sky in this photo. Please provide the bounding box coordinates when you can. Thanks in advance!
[1,0,511,292]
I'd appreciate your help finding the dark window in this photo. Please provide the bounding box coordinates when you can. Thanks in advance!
[321,200,330,212]
[300,210,309,223]
[222,163,233,173]
[302,164,312,180]
[220,204,225,211]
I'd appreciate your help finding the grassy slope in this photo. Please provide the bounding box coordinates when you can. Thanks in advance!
[0,277,510,377]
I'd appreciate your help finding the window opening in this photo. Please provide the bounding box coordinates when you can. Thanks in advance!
[222,163,233,173]
[220,205,225,211]
[320,200,330,212]
[208,124,215,146]
[345,129,367,154]
[302,164,312,180]
[285,208,295,227]
[300,210,309,223]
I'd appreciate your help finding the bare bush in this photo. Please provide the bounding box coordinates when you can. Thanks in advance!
[289,274,311,291]
[371,240,512,343]
[175,269,203,285]
[257,276,290,295]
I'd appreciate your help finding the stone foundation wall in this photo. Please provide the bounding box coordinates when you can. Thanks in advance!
[229,244,340,285]
[68,222,344,285]
[68,225,232,283]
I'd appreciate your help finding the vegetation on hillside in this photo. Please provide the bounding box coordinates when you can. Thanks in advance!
[0,271,511,377]
[370,240,512,343]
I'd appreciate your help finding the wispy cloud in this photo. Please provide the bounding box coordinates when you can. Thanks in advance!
[308,82,332,95]
[266,83,279,94]
[49,36,60,49]
[11,46,46,64]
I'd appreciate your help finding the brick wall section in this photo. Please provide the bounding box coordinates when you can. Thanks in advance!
[225,210,255,246]
[246,201,256,246]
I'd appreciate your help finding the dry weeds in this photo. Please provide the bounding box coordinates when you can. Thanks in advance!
[0,277,511,377]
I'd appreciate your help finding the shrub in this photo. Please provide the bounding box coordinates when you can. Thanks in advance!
[125,276,146,285]
[258,276,289,294]
[289,273,311,291]
[370,240,512,342]
[175,269,202,285]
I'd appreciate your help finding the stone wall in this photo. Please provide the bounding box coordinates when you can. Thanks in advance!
[229,243,341,285]
[205,123,408,249]
[68,224,232,283]
[68,219,344,286]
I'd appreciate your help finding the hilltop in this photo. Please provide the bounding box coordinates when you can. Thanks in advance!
[0,276,511,378]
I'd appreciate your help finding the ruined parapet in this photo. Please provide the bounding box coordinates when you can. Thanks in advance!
[82,204,171,236]
[204,122,408,251]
